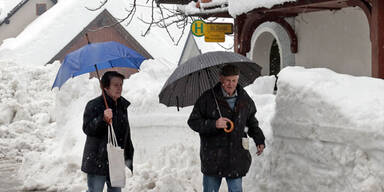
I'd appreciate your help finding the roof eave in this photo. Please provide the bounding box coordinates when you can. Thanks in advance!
[155,0,194,5]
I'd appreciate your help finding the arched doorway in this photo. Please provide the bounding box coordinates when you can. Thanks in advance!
[248,21,295,76]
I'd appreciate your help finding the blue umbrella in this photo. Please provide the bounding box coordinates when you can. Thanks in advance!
[52,41,146,89]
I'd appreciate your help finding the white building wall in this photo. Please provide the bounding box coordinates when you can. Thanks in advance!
[0,0,55,44]
[294,7,371,76]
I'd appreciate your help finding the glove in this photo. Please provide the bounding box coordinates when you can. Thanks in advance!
[125,159,133,172]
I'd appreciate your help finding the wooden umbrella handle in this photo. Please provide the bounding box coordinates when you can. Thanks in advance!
[224,120,234,133]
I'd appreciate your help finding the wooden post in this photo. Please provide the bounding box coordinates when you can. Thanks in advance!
[234,14,246,55]
[371,0,384,78]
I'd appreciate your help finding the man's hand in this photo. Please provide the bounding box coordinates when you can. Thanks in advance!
[216,117,231,129]
[256,144,265,156]
[104,109,112,124]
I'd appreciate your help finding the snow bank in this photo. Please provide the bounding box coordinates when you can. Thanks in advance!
[0,60,57,162]
[270,67,384,192]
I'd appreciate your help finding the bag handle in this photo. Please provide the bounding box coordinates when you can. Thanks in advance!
[108,122,118,147]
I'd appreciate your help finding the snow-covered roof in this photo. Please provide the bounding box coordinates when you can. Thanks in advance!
[178,0,296,17]
[228,0,296,17]
[0,0,232,66]
[0,0,57,24]
[0,0,24,23]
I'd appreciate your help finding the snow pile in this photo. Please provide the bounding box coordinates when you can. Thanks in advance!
[181,1,228,15]
[270,67,384,192]
[0,60,57,162]
[245,75,276,95]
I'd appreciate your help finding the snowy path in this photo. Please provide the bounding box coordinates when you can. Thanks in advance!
[0,157,48,192]
[0,158,23,192]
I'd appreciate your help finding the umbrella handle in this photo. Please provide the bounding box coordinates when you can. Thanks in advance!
[94,65,109,110]
[224,120,234,133]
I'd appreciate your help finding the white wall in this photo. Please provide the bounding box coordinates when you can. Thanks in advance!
[0,0,55,44]
[294,7,371,76]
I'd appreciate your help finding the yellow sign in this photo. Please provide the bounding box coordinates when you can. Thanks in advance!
[191,20,206,37]
[191,20,233,42]
[205,32,225,42]
[206,23,233,34]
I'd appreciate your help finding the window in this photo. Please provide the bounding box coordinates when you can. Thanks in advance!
[270,39,280,91]
[36,4,47,16]
[269,39,281,76]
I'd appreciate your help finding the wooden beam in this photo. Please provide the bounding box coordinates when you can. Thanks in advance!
[371,0,384,78]
[249,0,348,14]
[155,0,192,4]
[190,11,232,18]
[234,14,246,54]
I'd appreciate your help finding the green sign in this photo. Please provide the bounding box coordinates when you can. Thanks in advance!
[191,20,206,37]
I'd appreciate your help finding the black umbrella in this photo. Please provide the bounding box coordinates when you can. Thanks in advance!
[159,51,261,109]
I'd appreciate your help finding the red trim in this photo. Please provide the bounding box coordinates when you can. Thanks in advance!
[371,0,384,78]
[234,14,246,55]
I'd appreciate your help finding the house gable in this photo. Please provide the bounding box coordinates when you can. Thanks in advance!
[48,9,152,63]
[48,9,153,78]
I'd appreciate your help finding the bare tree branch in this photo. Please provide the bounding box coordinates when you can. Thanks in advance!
[86,0,137,32]
[141,0,155,36]
[85,0,108,11]
[216,42,234,50]
[85,0,198,45]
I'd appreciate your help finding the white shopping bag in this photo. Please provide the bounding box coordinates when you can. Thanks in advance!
[107,123,126,187]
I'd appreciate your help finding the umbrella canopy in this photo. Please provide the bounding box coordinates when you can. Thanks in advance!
[52,41,146,89]
[159,51,261,108]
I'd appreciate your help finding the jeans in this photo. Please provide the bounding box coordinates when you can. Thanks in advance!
[87,174,121,192]
[203,175,243,192]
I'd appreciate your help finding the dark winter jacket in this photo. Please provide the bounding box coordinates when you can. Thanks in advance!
[81,94,134,176]
[188,83,265,178]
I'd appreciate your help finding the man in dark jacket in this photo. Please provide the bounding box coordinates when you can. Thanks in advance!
[188,64,265,192]
[81,71,134,192]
